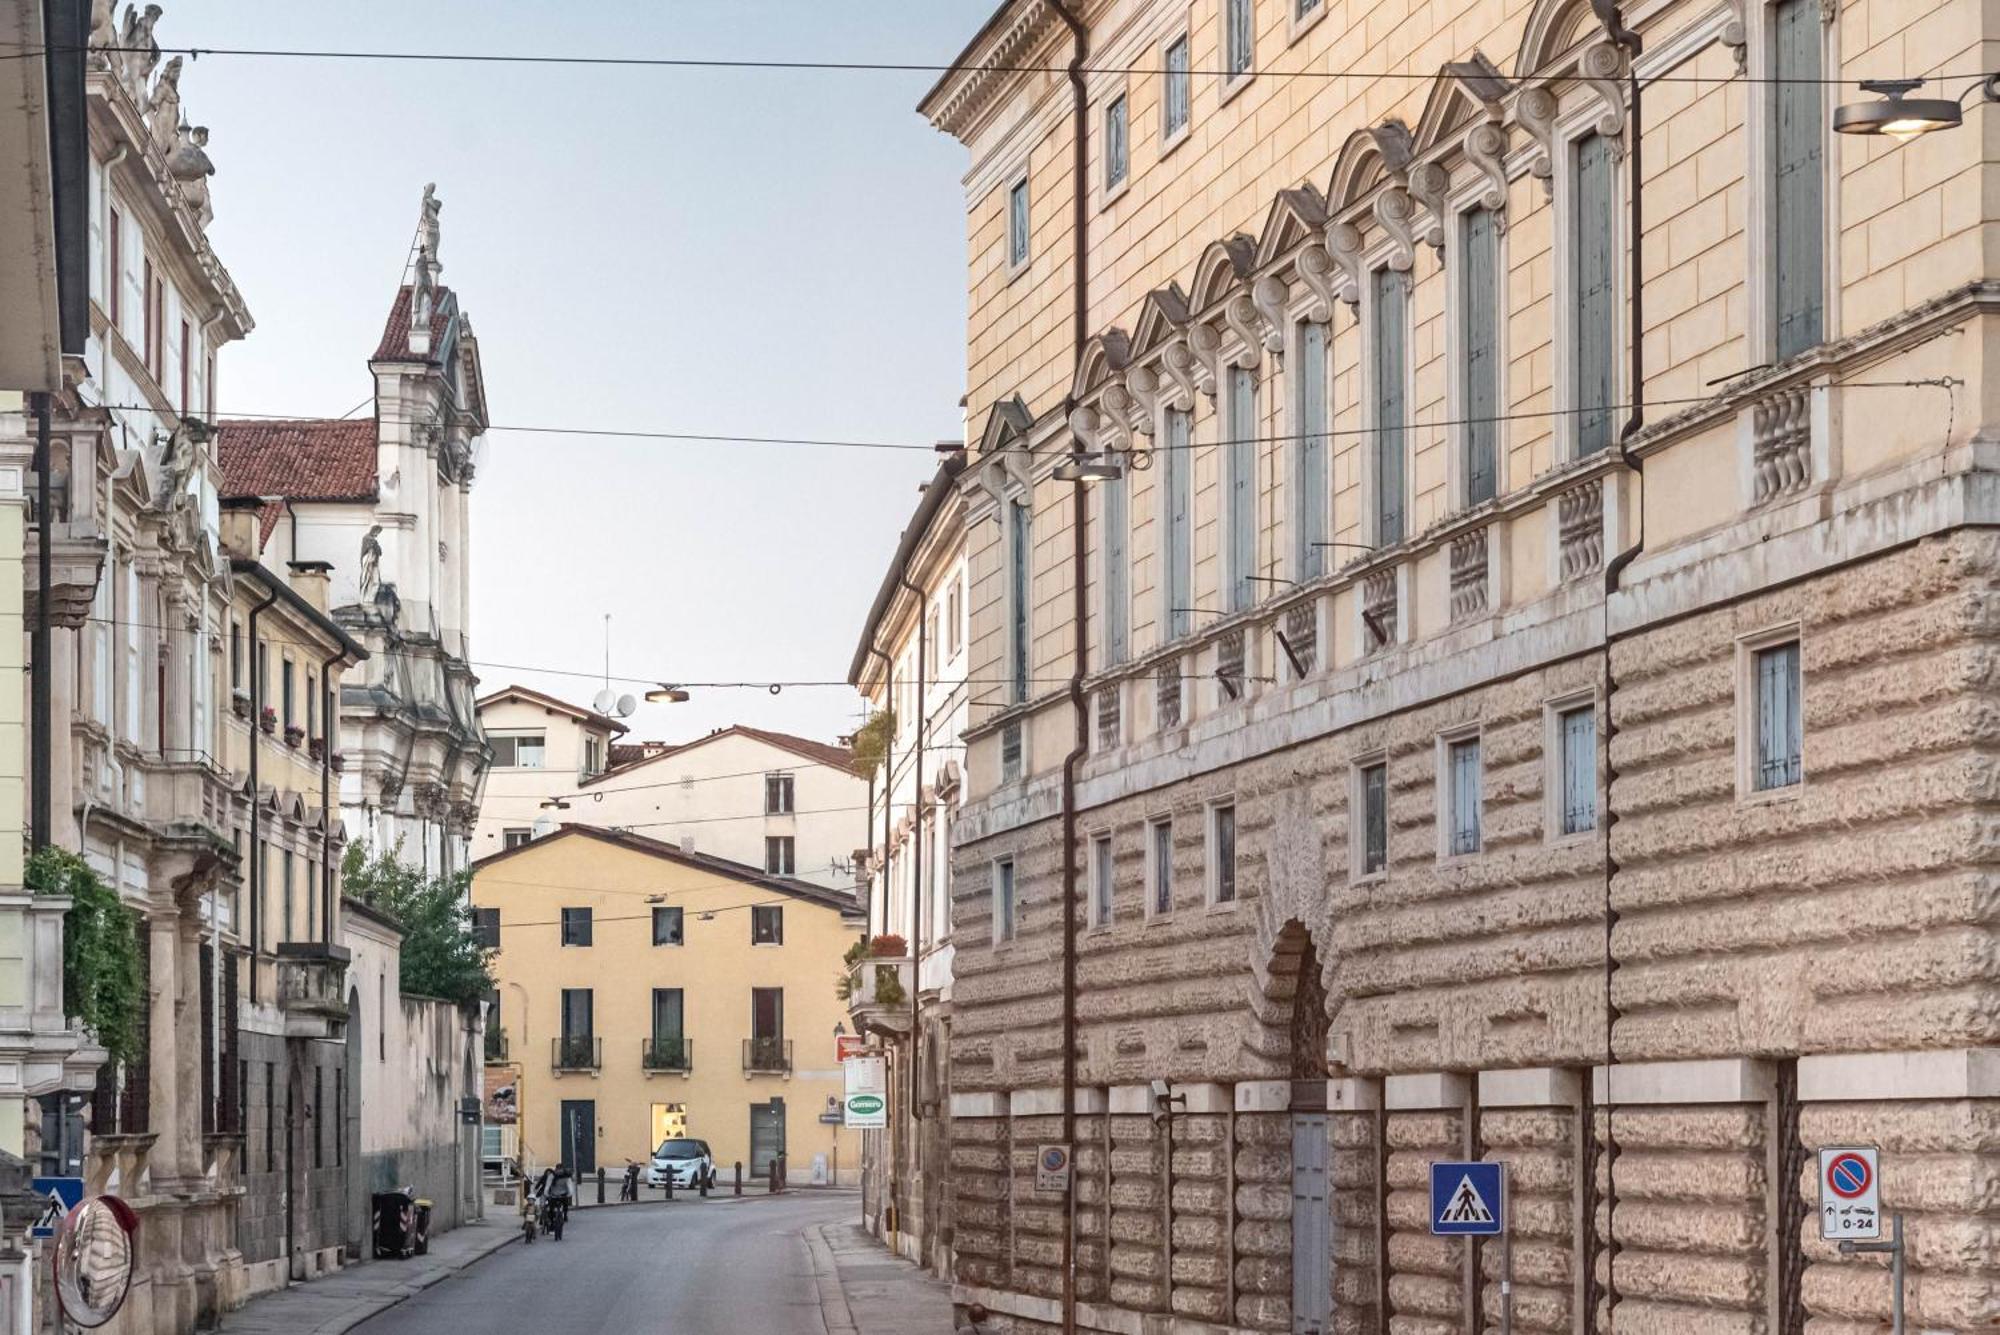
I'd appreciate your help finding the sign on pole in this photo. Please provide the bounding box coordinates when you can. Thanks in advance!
[1818,1146,1881,1240]
[843,1054,888,1129]
[1429,1161,1505,1237]
[29,1177,83,1240]
[835,1034,866,1063]
[1035,1144,1072,1195]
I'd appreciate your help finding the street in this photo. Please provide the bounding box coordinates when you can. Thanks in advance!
[356,1195,858,1335]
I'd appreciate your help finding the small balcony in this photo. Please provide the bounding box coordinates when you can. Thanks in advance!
[641,1037,692,1074]
[552,1035,601,1072]
[276,942,351,1041]
[484,1028,509,1064]
[742,1037,791,1075]
[845,954,913,1039]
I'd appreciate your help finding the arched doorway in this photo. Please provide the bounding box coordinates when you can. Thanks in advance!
[1281,926,1331,1335]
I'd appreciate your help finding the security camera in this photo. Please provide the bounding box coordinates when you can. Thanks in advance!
[1150,1078,1171,1101]
[1149,1078,1185,1123]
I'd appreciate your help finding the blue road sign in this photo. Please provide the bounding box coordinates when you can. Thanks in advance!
[30,1176,83,1239]
[1429,1161,1505,1236]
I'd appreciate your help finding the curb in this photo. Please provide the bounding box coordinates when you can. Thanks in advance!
[307,1228,520,1335]
[806,1222,860,1335]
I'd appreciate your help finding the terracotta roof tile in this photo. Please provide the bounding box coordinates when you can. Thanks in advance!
[373,285,454,363]
[588,724,859,784]
[215,419,379,509]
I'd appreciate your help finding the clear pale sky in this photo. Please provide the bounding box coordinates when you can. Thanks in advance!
[172,1,991,745]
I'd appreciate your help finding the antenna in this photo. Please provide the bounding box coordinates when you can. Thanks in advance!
[614,694,638,718]
[592,688,617,715]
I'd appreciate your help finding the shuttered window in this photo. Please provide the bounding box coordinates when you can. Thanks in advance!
[1104,471,1129,664]
[1163,37,1191,137]
[993,859,1017,943]
[1574,132,1617,455]
[1773,0,1825,360]
[1106,95,1129,190]
[1447,737,1482,856]
[1164,408,1193,637]
[1008,499,1031,702]
[1210,804,1237,904]
[1226,367,1257,611]
[1361,764,1388,875]
[1461,207,1500,505]
[1754,641,1803,790]
[1295,320,1329,577]
[1225,0,1254,76]
[1372,269,1408,543]
[1091,834,1114,926]
[1008,178,1030,268]
[1559,706,1597,835]
[1150,819,1174,916]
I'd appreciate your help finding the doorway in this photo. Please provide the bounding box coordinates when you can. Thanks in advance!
[1286,928,1333,1335]
[559,1099,597,1175]
[749,1098,786,1178]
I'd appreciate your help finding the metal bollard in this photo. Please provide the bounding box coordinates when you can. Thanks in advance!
[596,1167,605,1205]
[664,1168,673,1200]
[767,1158,779,1195]
[733,1162,743,1196]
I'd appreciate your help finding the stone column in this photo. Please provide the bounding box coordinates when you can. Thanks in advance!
[160,589,192,760]
[146,900,183,1180]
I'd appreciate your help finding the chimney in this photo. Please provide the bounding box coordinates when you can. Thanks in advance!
[217,497,262,560]
[287,560,334,614]
[679,835,695,855]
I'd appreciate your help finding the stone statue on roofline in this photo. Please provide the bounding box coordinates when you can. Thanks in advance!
[358,525,383,598]
[118,4,162,96]
[418,183,442,266]
[167,123,214,224]
[87,0,117,67]
[145,55,182,152]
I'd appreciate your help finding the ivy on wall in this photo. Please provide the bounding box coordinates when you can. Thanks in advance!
[27,847,145,1067]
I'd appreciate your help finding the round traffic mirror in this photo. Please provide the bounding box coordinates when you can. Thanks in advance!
[53,1197,137,1327]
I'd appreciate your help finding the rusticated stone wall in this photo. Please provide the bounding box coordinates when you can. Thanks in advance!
[1388,1109,1472,1333]
[1168,1112,1232,1324]
[1232,1111,1291,1331]
[1482,1108,1577,1333]
[1108,1112,1166,1312]
[1331,1110,1386,1334]
[952,1112,1011,1292]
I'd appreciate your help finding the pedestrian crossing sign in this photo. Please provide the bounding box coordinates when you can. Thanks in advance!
[29,1176,82,1240]
[1429,1161,1505,1236]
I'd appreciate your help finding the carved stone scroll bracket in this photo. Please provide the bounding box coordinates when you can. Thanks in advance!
[1295,243,1342,322]
[1406,162,1450,253]
[1100,380,1139,454]
[1375,188,1418,273]
[1720,0,1748,70]
[1324,222,1365,308]
[1517,86,1559,197]
[1126,365,1163,435]
[1068,404,1102,454]
[1160,338,1203,411]
[1223,294,1264,371]
[1251,275,1290,354]
[1465,122,1511,226]
[1579,41,1629,157]
[1187,321,1225,398]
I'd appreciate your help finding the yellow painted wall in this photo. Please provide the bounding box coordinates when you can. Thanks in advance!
[473,830,864,1184]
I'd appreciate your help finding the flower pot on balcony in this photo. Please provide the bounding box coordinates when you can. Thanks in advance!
[231,691,251,720]
[284,725,305,748]
[330,753,346,774]
[308,737,326,761]
[259,708,276,735]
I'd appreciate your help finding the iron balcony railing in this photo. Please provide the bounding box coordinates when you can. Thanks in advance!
[642,1037,692,1072]
[552,1035,600,1072]
[742,1036,792,1074]
[484,1028,509,1063]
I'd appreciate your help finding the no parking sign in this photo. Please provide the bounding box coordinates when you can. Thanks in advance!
[1818,1146,1880,1241]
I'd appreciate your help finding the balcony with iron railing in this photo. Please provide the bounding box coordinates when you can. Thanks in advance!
[552,1035,601,1072]
[845,954,913,1039]
[641,1037,692,1074]
[742,1036,791,1075]
[484,1028,509,1064]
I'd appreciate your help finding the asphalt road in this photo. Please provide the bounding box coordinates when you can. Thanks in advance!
[353,1193,857,1335]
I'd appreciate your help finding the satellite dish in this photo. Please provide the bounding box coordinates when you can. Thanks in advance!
[530,815,555,839]
[615,694,638,718]
[592,688,617,715]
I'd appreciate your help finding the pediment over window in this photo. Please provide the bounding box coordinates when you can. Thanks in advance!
[1519,0,1633,76]
[1129,284,1192,361]
[1253,186,1330,268]
[1188,236,1258,315]
[1416,53,1510,151]
[1071,329,1133,403]
[1327,128,1392,214]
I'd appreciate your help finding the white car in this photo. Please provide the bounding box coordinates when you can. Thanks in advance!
[646,1137,716,1191]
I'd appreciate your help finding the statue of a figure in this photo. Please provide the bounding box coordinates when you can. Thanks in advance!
[118,4,162,95]
[358,525,383,597]
[145,55,182,152]
[88,0,117,65]
[167,123,214,222]
[161,422,198,500]
[417,183,442,264]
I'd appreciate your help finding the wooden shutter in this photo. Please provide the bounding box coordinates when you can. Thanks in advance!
[1773,0,1825,360]
[1574,134,1617,454]
[1756,642,1802,788]
[1363,765,1387,872]
[1461,208,1500,504]
[1009,499,1031,701]
[1372,269,1407,543]
[1562,708,1596,834]
[1104,472,1129,663]
[1451,739,1482,854]
[1166,409,1193,636]
[1296,321,1329,577]
[1227,367,1257,610]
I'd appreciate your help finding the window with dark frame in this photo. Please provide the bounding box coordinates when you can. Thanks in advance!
[1225,0,1254,77]
[993,859,1016,942]
[560,906,593,947]
[1163,35,1191,137]
[1007,177,1030,268]
[1150,819,1174,916]
[107,208,121,326]
[653,905,684,946]
[1361,763,1388,874]
[1772,0,1825,360]
[1754,641,1803,790]
[1461,207,1500,505]
[264,1062,276,1172]
[764,835,795,876]
[1447,737,1482,856]
[1091,834,1113,926]
[1106,94,1129,190]
[764,773,795,815]
[1211,804,1236,904]
[751,904,784,945]
[502,828,531,850]
[471,907,499,950]
[1574,132,1618,455]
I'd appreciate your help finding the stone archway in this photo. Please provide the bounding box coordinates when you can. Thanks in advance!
[1268,919,1334,1335]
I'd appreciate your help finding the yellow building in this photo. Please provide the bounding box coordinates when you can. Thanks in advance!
[472,825,864,1185]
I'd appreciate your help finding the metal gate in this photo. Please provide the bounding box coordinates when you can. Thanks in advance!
[1292,1112,1331,1335]
[750,1098,786,1178]
[560,1099,596,1175]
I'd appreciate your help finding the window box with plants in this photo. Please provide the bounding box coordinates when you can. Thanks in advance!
[839,933,912,1033]
[231,689,251,720]
[259,706,277,735]
[308,736,325,761]
[283,724,305,749]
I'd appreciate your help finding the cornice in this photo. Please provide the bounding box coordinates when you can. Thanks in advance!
[920,0,1063,142]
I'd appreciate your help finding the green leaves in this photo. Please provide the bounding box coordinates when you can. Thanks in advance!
[343,844,494,1006]
[29,848,145,1068]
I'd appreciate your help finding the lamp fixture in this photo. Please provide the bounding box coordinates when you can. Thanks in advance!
[538,798,571,811]
[1052,451,1125,483]
[1832,75,2000,142]
[645,683,690,704]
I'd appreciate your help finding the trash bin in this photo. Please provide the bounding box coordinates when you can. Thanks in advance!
[412,1198,433,1256]
[372,1189,419,1259]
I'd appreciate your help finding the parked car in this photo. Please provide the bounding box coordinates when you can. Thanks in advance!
[646,1137,716,1190]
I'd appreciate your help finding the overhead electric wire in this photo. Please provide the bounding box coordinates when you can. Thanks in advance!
[4,38,1982,89]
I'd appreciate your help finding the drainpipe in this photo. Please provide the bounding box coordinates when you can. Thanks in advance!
[1595,12,1645,1330]
[864,642,898,1241]
[246,581,280,998]
[892,565,926,1138]
[30,392,51,852]
[317,648,344,943]
[1044,4,1090,1333]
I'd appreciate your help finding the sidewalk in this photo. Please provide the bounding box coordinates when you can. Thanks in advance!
[216,1216,517,1335]
[809,1219,956,1335]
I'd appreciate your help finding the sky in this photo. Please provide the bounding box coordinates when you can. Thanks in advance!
[169,0,992,746]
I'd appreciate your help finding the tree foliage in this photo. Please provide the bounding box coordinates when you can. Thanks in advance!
[851,708,896,779]
[342,844,494,1006]
[28,847,145,1066]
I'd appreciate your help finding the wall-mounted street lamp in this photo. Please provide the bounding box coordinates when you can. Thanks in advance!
[539,798,571,811]
[1834,75,2000,142]
[1052,451,1126,483]
[645,684,690,704]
